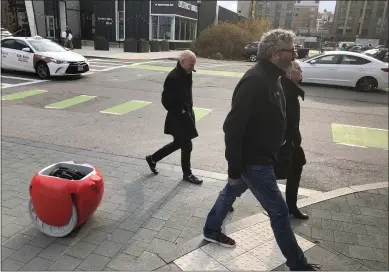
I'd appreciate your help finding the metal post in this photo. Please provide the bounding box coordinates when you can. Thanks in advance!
[53,0,63,43]
[196,0,201,39]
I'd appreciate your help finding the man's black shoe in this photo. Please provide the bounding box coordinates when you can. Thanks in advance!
[291,263,320,271]
[229,206,234,212]
[290,208,309,220]
[203,232,236,248]
[183,174,203,185]
[146,155,158,174]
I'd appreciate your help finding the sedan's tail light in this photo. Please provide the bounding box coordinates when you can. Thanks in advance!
[381,68,389,72]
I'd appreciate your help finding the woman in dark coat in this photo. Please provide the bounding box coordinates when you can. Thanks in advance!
[276,60,309,220]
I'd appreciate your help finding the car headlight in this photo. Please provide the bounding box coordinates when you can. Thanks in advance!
[46,57,68,64]
[52,59,69,64]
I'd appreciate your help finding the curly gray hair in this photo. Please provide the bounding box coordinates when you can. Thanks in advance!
[257,29,296,60]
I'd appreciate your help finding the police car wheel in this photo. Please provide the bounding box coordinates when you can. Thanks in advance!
[35,62,50,79]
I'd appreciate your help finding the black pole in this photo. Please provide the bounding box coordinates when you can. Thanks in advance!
[196,3,201,39]
[53,0,61,43]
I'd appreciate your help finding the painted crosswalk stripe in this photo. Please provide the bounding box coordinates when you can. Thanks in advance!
[332,123,388,149]
[101,100,151,115]
[2,89,47,101]
[193,107,212,121]
[45,95,96,109]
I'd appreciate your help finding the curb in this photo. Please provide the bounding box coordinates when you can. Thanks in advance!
[156,182,388,264]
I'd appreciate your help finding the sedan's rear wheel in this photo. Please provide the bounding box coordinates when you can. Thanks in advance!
[35,62,50,79]
[356,76,378,92]
[249,54,257,62]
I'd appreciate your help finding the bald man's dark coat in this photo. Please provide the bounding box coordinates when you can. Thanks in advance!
[161,61,198,140]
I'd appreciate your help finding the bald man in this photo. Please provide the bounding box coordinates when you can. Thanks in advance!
[146,50,203,184]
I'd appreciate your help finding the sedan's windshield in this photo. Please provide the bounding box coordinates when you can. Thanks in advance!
[29,40,67,52]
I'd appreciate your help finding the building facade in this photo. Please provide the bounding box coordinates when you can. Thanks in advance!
[3,0,242,45]
[316,9,333,31]
[291,0,319,32]
[237,0,296,29]
[332,0,388,41]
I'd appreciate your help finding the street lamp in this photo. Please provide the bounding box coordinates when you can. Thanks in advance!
[196,0,202,39]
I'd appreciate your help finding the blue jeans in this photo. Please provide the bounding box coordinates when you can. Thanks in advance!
[203,165,307,269]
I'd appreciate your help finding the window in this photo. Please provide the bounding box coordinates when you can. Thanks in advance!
[175,17,181,40]
[29,40,67,52]
[152,16,158,39]
[1,39,15,49]
[14,40,29,51]
[117,0,125,41]
[314,55,342,64]
[340,55,370,65]
[159,17,172,39]
[46,16,55,38]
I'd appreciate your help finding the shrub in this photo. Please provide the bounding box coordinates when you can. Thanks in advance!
[192,19,270,60]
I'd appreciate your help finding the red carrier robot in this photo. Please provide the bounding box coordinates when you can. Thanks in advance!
[28,161,104,237]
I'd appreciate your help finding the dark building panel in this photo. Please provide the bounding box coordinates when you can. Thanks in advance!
[80,0,93,40]
[125,0,150,40]
[197,0,217,33]
[217,6,244,23]
[44,0,55,16]
[93,0,116,41]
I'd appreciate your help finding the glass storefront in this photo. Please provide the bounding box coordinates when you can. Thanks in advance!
[151,15,196,41]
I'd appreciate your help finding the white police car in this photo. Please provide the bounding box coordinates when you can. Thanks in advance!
[1,36,89,79]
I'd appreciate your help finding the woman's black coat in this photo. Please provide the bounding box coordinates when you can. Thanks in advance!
[275,76,306,179]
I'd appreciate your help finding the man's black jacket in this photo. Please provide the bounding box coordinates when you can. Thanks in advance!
[161,62,198,140]
[223,59,287,179]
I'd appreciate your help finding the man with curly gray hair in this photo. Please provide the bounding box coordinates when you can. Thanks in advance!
[203,29,319,271]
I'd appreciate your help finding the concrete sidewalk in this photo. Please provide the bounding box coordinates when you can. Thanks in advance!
[72,46,182,60]
[172,183,388,271]
[1,136,387,271]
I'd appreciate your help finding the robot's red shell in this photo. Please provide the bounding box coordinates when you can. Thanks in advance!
[29,166,104,227]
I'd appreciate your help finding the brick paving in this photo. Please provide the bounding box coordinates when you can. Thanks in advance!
[1,137,309,271]
[2,136,387,271]
[286,188,389,271]
[172,188,388,271]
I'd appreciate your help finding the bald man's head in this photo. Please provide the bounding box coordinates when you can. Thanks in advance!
[179,50,197,74]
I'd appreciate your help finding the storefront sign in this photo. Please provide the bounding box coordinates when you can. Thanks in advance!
[154,3,174,7]
[178,1,198,12]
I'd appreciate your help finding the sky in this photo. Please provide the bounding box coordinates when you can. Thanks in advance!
[217,1,337,13]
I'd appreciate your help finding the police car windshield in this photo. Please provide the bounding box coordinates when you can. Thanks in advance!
[29,40,67,52]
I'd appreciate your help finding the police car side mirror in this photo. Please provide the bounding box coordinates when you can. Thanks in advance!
[22,47,31,52]
[309,59,317,64]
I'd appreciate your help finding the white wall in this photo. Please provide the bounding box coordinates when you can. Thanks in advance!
[25,0,37,36]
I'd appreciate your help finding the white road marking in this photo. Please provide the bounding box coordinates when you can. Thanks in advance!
[336,124,388,132]
[1,80,49,89]
[88,64,117,68]
[1,75,37,81]
[88,59,134,64]
[1,83,12,88]
[336,143,368,148]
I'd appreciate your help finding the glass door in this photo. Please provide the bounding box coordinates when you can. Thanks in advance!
[116,0,125,41]
[46,16,55,38]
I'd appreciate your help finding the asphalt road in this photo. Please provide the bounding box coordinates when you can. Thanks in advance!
[2,58,388,191]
